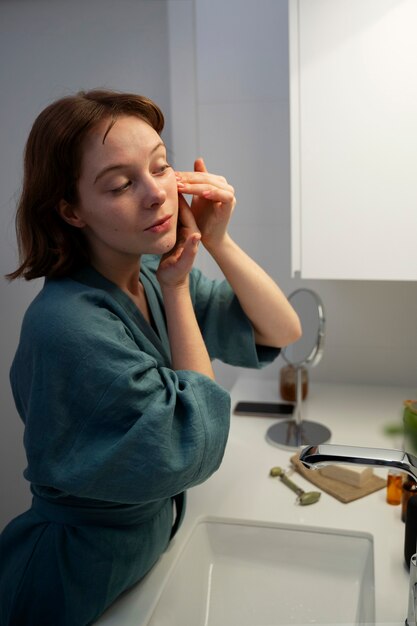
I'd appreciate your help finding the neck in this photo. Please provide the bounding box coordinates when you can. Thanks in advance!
[92,257,151,321]
[90,255,142,295]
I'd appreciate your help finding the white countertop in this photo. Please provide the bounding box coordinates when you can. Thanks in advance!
[98,377,417,625]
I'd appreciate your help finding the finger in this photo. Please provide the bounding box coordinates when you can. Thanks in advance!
[177,180,234,201]
[194,157,208,173]
[201,186,236,202]
[176,170,228,188]
[177,192,190,211]
[165,231,200,270]
[178,196,200,231]
[182,231,201,259]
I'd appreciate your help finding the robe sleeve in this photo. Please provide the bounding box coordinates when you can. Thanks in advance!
[189,266,280,367]
[10,286,231,504]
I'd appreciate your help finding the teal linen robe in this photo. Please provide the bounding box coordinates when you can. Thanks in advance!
[0,256,279,626]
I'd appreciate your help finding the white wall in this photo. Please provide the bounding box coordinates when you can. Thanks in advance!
[0,0,172,531]
[169,0,417,392]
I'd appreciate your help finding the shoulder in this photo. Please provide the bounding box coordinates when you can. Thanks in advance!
[21,276,126,346]
[28,276,108,318]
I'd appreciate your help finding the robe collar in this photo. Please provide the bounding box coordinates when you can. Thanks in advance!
[71,263,171,363]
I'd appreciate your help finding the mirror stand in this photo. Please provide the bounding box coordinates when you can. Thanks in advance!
[265,288,332,450]
[266,365,331,449]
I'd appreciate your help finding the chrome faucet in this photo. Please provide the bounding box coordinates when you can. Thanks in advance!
[299,443,417,480]
[299,443,417,626]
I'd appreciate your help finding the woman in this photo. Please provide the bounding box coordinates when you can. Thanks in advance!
[0,89,300,625]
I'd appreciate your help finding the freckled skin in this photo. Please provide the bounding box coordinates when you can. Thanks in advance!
[63,115,179,269]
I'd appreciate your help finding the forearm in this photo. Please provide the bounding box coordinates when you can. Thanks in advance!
[162,283,215,379]
[205,235,301,348]
[174,159,300,347]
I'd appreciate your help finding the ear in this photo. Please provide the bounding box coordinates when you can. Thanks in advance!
[57,199,86,229]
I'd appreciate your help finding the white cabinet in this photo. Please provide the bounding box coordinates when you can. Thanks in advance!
[289,0,417,280]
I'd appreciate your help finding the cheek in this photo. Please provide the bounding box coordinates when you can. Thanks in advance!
[164,214,179,250]
[166,172,179,204]
[164,236,177,251]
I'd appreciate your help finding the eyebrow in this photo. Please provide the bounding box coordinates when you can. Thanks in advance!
[93,140,166,184]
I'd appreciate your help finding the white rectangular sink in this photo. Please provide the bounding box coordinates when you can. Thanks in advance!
[147,517,374,625]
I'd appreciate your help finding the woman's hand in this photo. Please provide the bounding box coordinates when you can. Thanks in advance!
[157,192,214,379]
[156,198,201,288]
[175,160,301,348]
[175,158,236,251]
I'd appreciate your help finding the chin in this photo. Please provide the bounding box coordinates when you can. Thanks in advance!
[155,234,177,254]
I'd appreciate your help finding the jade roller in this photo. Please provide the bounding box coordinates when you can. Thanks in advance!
[270,466,321,506]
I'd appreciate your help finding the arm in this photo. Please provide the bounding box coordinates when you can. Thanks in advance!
[205,234,301,347]
[14,281,230,503]
[161,281,214,378]
[157,199,215,379]
[176,159,301,348]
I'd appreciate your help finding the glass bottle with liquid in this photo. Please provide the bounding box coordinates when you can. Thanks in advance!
[386,469,403,505]
[280,365,308,402]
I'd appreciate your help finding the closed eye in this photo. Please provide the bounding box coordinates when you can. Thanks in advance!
[154,163,171,176]
[111,181,132,194]
[109,163,171,192]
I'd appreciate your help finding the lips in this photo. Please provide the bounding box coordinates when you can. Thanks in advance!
[145,215,172,232]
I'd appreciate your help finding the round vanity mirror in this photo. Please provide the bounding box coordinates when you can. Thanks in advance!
[282,289,325,368]
[266,289,331,450]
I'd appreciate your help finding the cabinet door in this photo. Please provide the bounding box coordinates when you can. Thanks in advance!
[290,0,417,280]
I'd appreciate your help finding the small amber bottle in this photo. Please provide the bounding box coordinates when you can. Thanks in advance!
[386,470,402,505]
[280,365,308,402]
[401,476,417,522]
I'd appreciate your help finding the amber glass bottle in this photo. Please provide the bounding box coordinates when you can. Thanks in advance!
[280,365,308,402]
[386,470,402,505]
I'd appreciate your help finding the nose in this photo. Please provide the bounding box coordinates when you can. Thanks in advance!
[142,175,167,209]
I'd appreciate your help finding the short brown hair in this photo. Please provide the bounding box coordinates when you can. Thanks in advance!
[6,89,165,280]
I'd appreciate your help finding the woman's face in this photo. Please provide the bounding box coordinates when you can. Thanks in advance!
[64,115,178,266]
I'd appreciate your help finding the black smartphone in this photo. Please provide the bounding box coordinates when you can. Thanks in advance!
[233,401,294,417]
